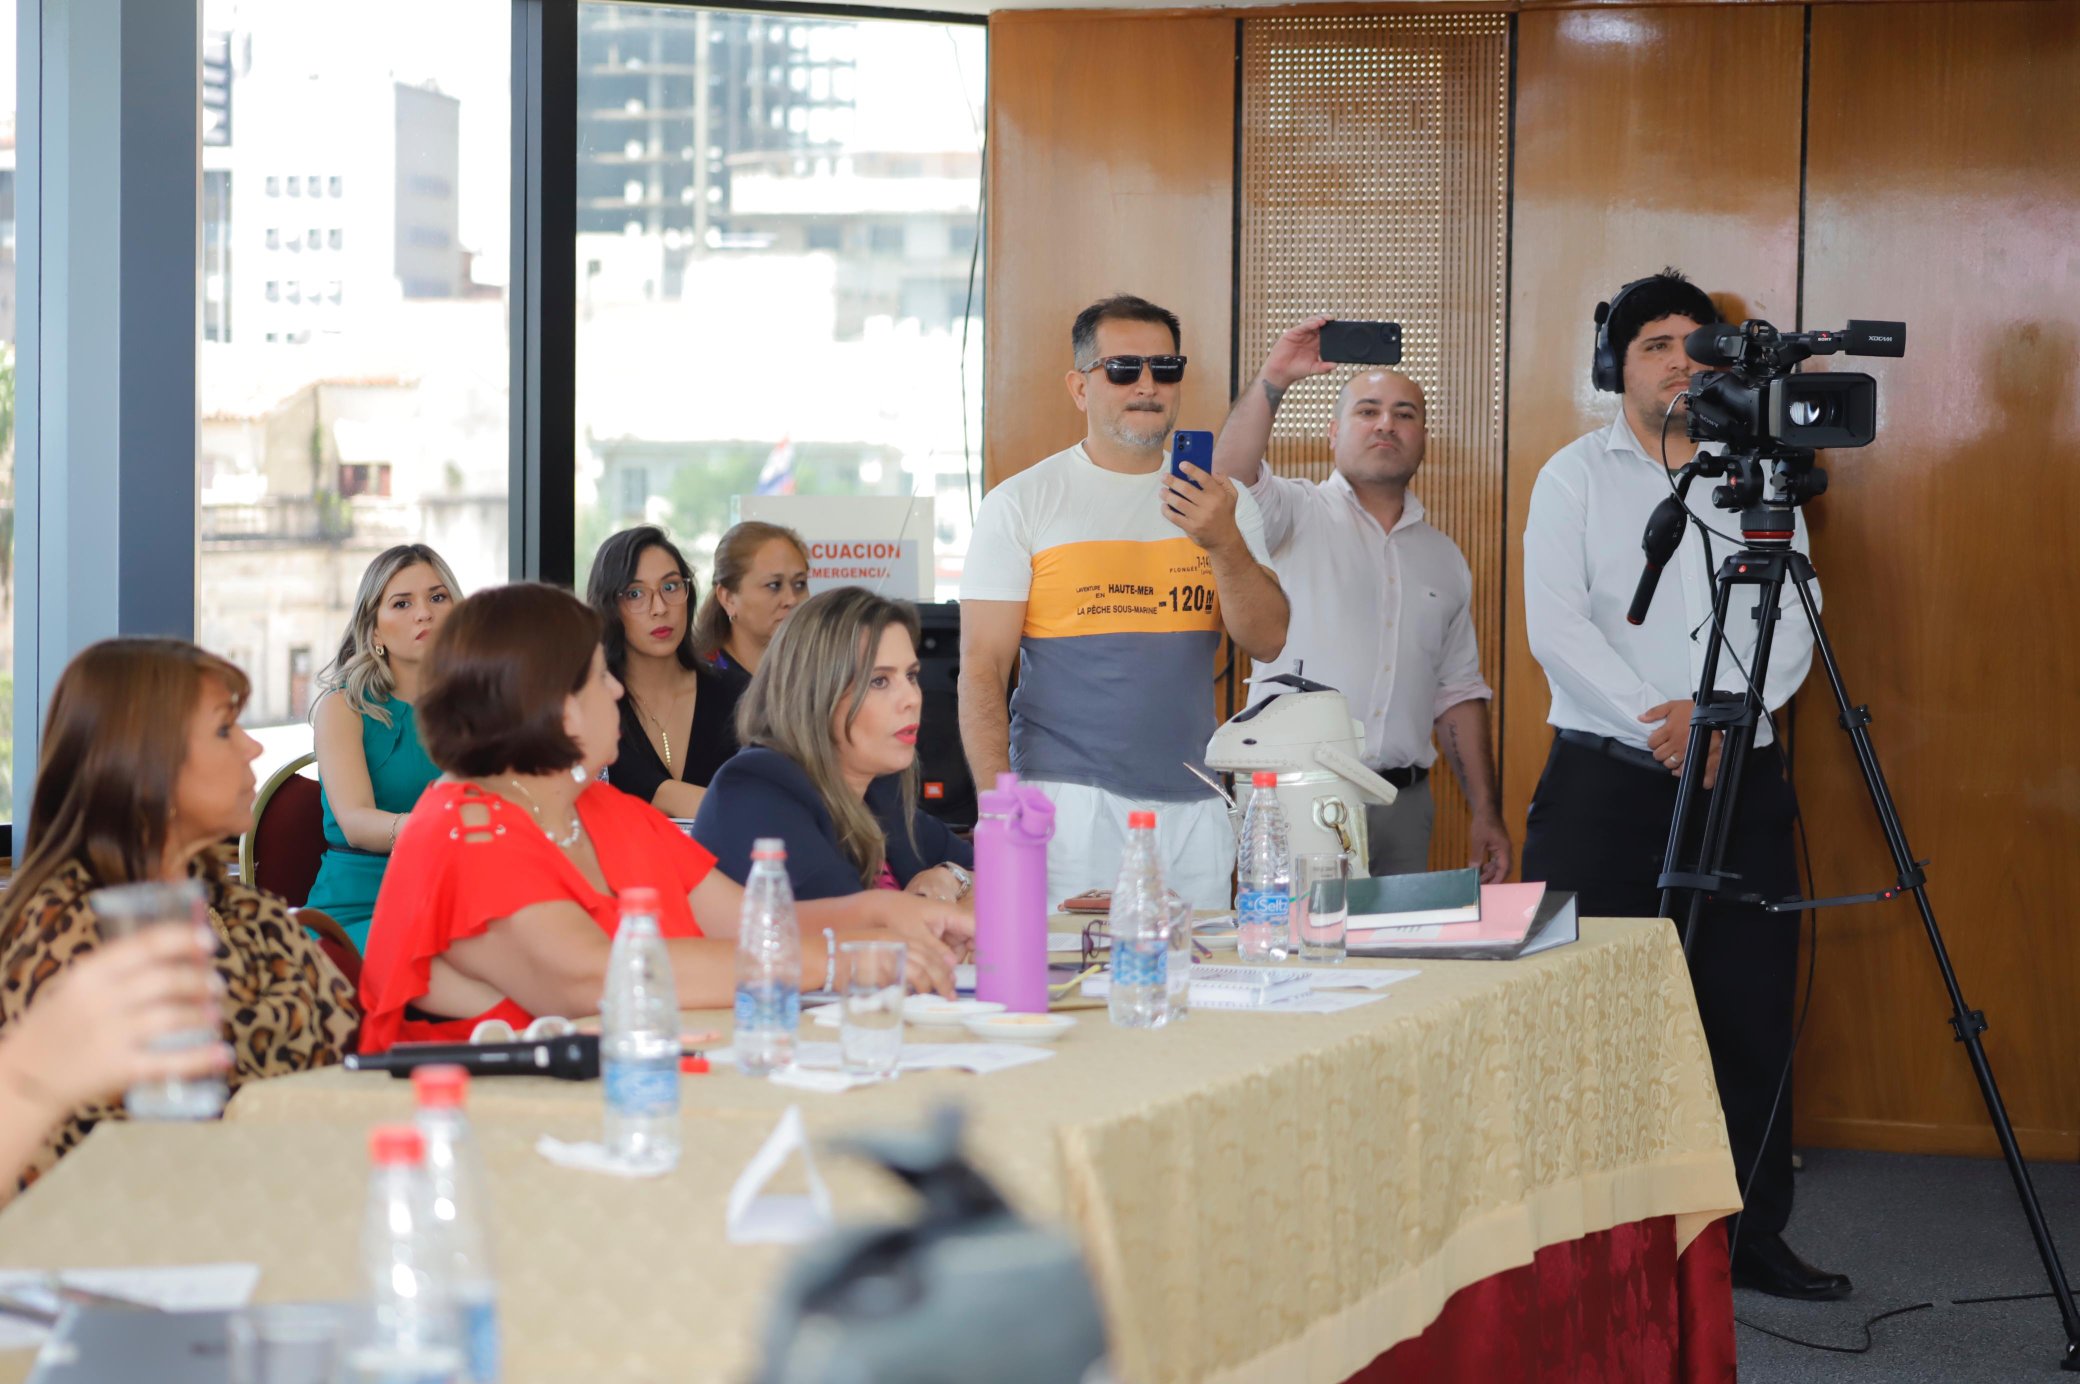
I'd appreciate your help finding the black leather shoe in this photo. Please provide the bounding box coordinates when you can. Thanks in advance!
[1732,1232,1853,1301]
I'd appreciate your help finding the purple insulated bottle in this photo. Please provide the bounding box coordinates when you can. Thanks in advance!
[973,772,1056,1013]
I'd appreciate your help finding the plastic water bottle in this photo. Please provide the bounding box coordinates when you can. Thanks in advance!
[412,1067,500,1384]
[1107,812,1171,1030]
[354,1125,464,1384]
[735,838,802,1075]
[1236,772,1293,962]
[601,887,681,1172]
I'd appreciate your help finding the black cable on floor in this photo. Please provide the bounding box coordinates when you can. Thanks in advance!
[1954,1291,2057,1306]
[1735,1301,1933,1354]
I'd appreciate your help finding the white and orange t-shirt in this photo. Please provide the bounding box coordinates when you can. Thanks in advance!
[961,443,1272,801]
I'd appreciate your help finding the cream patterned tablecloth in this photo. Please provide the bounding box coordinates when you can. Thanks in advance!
[0,917,1738,1383]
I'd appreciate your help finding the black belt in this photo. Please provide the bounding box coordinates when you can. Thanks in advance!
[1377,765,1429,790]
[1555,729,1669,776]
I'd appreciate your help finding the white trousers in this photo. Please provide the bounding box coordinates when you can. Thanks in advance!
[1028,780,1235,913]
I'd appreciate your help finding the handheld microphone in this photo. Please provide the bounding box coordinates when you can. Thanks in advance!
[1627,494,1691,626]
[344,1033,602,1081]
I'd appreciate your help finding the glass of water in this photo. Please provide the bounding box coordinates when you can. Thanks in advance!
[89,879,227,1119]
[1164,894,1195,1021]
[839,940,907,1079]
[1291,853,1349,965]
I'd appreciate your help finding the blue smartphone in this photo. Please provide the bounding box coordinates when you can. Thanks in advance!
[1170,429,1214,487]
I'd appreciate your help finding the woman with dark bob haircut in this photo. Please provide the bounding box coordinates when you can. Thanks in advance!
[357,583,963,1053]
[585,525,743,819]
[0,640,360,1196]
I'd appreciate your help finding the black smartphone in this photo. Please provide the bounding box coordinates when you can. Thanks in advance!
[1319,320,1404,366]
[1169,429,1214,487]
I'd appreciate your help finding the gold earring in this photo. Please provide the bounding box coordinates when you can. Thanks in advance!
[375,644,386,657]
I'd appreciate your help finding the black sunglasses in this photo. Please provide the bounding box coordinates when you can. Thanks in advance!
[1081,354,1188,386]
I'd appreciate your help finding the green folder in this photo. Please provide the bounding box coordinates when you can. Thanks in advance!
[1346,868,1481,929]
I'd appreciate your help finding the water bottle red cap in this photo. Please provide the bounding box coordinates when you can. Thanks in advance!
[411,1064,468,1109]
[369,1125,425,1166]
[1251,771,1279,788]
[1128,810,1156,829]
[751,836,787,861]
[618,887,661,914]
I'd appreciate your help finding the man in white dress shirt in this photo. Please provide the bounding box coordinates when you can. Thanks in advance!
[1211,317,1509,881]
[1522,268,1845,1301]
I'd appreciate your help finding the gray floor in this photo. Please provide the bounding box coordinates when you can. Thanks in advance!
[1737,1146,2080,1381]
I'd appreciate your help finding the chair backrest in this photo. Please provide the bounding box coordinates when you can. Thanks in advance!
[293,907,363,990]
[241,753,325,908]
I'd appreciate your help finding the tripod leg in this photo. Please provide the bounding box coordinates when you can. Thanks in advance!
[1792,574,2080,1367]
[1659,576,1739,945]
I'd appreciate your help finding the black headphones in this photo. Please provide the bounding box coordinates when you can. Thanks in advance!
[1590,277,1656,394]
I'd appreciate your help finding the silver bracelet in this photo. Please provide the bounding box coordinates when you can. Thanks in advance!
[822,927,838,993]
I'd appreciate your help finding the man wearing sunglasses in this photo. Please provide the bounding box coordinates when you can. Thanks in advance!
[959,294,1289,911]
[1210,318,1509,885]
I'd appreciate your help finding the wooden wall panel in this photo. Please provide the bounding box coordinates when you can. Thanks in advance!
[1238,15,1509,872]
[983,14,1236,487]
[1500,6,1803,863]
[1792,1,2080,1158]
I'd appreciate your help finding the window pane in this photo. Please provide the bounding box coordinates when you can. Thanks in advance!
[198,2,510,784]
[573,4,985,601]
[0,0,16,810]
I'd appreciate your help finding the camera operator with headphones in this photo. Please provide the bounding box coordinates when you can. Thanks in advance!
[1520,268,1846,1301]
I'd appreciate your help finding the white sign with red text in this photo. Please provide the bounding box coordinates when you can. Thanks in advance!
[734,495,933,600]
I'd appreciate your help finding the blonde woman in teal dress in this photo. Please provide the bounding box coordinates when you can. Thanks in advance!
[304,545,461,949]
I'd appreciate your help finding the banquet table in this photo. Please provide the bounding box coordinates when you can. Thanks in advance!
[0,917,1740,1382]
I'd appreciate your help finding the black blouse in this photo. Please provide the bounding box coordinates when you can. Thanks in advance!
[608,660,746,806]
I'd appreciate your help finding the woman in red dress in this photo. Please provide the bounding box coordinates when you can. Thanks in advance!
[357,583,963,1053]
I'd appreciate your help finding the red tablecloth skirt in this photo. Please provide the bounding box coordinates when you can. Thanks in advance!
[1351,1215,1735,1382]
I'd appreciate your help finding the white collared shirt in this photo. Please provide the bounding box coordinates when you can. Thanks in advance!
[1245,464,1492,770]
[1522,413,1818,750]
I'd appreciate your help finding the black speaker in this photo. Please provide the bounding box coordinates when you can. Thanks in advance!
[913,602,977,828]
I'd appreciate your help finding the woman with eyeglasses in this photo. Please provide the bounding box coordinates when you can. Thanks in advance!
[306,544,462,949]
[693,587,974,908]
[692,520,811,681]
[585,526,744,820]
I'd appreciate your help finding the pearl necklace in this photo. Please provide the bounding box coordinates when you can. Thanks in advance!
[507,777,584,848]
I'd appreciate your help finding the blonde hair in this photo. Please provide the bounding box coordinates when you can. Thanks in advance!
[736,587,921,889]
[317,544,464,727]
[693,521,810,662]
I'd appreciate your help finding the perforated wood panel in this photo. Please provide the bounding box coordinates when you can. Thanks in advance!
[1239,15,1509,874]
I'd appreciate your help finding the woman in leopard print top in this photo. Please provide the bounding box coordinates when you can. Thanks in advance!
[0,640,360,1200]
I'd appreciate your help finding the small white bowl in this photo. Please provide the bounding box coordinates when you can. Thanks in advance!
[962,1011,1076,1042]
[903,996,1005,1027]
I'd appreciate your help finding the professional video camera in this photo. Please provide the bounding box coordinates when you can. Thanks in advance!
[1671,317,1907,526]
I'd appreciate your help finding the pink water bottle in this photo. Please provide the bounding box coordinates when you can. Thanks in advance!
[973,772,1056,1013]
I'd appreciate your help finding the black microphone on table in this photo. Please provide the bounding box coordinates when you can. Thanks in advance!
[343,1033,601,1081]
[1627,493,1692,625]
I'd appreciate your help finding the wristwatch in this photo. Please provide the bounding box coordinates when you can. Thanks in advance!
[942,861,974,901]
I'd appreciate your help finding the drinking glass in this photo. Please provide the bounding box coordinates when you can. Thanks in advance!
[1291,853,1349,965]
[89,879,226,1119]
[1163,894,1195,1021]
[839,941,907,1078]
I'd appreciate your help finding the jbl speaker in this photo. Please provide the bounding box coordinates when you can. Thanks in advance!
[914,602,976,829]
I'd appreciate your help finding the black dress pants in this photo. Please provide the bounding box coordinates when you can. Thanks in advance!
[1521,734,1802,1244]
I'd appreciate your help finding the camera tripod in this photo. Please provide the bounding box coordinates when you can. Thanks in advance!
[1653,501,2080,1369]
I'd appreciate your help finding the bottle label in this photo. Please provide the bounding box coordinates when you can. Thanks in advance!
[734,983,801,1034]
[461,1296,500,1384]
[1113,935,1167,989]
[1237,890,1291,929]
[604,1057,680,1119]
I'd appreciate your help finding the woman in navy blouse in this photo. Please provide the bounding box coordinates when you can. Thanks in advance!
[694,587,973,906]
